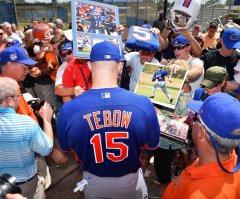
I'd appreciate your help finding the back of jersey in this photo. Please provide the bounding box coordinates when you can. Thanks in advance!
[57,87,160,177]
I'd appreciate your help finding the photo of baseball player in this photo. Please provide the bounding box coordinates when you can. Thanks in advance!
[135,62,188,109]
[149,66,173,104]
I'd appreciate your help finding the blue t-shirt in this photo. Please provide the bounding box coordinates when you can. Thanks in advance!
[57,87,160,177]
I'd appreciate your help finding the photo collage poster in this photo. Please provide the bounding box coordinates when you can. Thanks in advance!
[71,0,123,59]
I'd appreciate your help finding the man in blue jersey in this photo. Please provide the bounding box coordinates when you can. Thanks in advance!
[150,66,173,103]
[57,40,160,199]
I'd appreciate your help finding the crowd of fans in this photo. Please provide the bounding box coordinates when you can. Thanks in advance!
[0,14,240,199]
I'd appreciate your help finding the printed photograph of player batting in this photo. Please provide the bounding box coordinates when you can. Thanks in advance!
[72,0,122,59]
[135,62,187,109]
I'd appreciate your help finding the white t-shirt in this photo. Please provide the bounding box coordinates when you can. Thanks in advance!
[55,61,68,86]
[10,33,23,44]
[187,56,204,92]
[125,52,159,92]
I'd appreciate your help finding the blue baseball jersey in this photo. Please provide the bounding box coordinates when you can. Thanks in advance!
[126,26,160,51]
[57,87,160,177]
[152,70,168,82]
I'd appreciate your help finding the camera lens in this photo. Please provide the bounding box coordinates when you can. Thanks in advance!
[0,174,21,199]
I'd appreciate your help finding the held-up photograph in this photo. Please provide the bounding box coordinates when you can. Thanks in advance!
[135,62,188,109]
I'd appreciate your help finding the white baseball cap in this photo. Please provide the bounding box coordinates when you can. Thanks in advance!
[22,93,40,103]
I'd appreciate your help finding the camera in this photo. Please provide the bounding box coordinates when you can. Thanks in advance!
[0,174,21,199]
[28,100,45,112]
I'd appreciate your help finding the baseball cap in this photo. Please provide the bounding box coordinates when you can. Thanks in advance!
[60,42,72,51]
[193,24,201,31]
[201,66,227,88]
[54,19,65,28]
[188,93,240,173]
[188,93,240,140]
[22,93,40,103]
[209,21,218,28]
[0,46,37,65]
[221,27,240,49]
[173,35,190,45]
[24,24,32,32]
[90,40,121,63]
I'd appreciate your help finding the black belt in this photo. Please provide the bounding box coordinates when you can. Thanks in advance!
[16,174,37,185]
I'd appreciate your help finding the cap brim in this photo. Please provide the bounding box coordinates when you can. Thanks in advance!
[60,47,72,51]
[201,79,220,89]
[19,59,38,66]
[225,41,240,49]
[187,100,203,113]
[29,98,40,103]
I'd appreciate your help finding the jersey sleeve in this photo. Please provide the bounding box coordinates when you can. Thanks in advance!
[145,99,160,149]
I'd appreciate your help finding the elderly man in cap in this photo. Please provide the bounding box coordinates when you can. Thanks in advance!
[193,66,227,101]
[0,46,38,120]
[162,92,240,198]
[201,27,240,93]
[57,40,160,199]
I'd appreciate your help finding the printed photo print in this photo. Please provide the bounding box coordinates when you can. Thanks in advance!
[135,62,187,109]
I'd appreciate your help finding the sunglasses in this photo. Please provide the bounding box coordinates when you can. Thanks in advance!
[192,114,201,124]
[61,50,72,58]
[173,45,189,51]
[0,33,3,36]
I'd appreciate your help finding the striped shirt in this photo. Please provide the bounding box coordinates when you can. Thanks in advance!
[0,108,53,182]
[125,52,159,92]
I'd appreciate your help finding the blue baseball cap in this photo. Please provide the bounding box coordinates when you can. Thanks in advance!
[60,42,72,51]
[0,46,37,66]
[188,93,240,140]
[221,27,240,49]
[90,40,121,63]
[173,35,190,45]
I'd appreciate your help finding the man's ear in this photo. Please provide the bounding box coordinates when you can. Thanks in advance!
[117,62,123,73]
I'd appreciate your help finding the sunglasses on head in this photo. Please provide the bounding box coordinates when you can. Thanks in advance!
[209,25,217,29]
[173,44,189,51]
[61,50,72,58]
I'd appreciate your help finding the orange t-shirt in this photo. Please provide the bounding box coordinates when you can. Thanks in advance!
[162,153,240,199]
[45,52,59,82]
[17,96,38,123]
[202,32,219,49]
